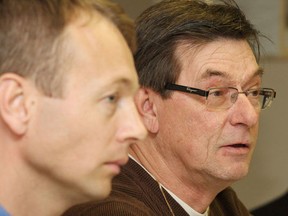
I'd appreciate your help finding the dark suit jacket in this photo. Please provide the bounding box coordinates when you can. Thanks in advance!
[251,191,288,216]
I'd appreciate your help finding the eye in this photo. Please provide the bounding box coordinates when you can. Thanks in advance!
[247,89,260,97]
[106,94,119,103]
[209,88,227,97]
[104,92,121,107]
[101,92,121,116]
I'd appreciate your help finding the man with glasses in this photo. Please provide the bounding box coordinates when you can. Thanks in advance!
[64,0,276,215]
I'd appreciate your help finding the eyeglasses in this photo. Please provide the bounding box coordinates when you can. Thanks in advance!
[165,83,276,111]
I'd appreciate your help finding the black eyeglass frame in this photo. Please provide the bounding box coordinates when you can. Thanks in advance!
[165,83,276,110]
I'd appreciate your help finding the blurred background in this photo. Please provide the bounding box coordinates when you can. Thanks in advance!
[113,0,288,210]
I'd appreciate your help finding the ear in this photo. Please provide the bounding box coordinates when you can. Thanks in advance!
[134,88,159,134]
[0,73,31,135]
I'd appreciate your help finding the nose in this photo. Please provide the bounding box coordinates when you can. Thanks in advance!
[230,93,259,127]
[117,99,147,143]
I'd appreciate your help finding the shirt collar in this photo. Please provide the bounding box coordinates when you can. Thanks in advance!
[0,205,10,216]
[129,156,209,216]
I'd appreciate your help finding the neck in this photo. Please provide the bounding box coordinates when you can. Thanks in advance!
[129,140,232,213]
[0,150,72,216]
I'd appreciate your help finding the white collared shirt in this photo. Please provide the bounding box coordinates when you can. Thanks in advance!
[163,185,209,216]
[129,156,209,216]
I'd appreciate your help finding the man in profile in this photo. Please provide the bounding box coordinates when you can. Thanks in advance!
[0,0,146,215]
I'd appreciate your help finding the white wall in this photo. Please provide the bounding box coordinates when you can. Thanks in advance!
[236,0,282,56]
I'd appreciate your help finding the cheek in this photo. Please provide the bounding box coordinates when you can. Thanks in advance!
[160,98,227,155]
[185,112,227,155]
[165,110,206,153]
[27,101,105,168]
[187,111,222,139]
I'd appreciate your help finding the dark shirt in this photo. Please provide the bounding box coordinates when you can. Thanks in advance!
[251,191,288,216]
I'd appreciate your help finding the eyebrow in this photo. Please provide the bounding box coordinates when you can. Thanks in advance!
[200,67,264,80]
[104,77,139,93]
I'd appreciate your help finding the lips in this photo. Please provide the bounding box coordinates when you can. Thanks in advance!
[220,142,251,155]
[114,157,129,166]
[105,157,129,169]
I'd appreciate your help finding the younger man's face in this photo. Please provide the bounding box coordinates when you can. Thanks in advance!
[24,14,146,201]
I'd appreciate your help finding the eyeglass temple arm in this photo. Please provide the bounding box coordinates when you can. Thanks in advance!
[165,83,207,97]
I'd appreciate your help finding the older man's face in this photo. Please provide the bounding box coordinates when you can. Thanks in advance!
[156,39,261,184]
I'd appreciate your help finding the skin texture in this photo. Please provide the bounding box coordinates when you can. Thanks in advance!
[0,13,146,216]
[132,39,261,213]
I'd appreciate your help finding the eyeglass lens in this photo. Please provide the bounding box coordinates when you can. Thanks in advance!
[206,88,275,110]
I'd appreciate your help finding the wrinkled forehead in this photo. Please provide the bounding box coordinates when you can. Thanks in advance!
[174,39,261,85]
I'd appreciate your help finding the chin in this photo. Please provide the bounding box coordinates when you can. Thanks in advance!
[94,178,113,198]
[212,162,250,182]
[225,167,249,181]
[73,178,113,203]
[96,187,112,200]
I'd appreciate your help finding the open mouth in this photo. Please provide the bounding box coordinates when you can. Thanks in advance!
[228,144,249,148]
